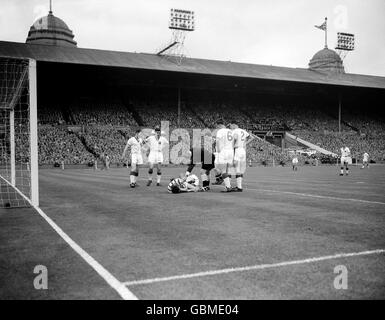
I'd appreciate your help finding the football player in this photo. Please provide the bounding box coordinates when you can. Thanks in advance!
[121,129,143,188]
[168,174,200,193]
[144,126,169,186]
[292,155,299,171]
[185,142,222,191]
[229,123,250,191]
[215,120,235,192]
[362,152,369,169]
[340,145,351,176]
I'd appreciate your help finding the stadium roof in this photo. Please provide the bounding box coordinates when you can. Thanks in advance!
[1,40,385,90]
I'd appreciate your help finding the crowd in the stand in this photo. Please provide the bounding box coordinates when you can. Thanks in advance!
[77,127,129,164]
[38,126,93,164]
[38,105,65,125]
[69,103,138,126]
[135,102,204,128]
[32,101,385,165]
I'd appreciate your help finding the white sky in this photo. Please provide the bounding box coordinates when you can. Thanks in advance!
[1,0,384,76]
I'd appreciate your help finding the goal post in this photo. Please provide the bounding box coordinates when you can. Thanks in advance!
[29,59,39,207]
[0,57,39,208]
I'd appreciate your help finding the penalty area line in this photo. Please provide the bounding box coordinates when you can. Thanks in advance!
[0,175,138,300]
[123,249,385,286]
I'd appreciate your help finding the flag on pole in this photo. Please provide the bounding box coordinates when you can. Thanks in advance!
[315,21,326,31]
[315,17,328,48]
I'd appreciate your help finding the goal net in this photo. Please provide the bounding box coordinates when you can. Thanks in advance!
[0,58,38,208]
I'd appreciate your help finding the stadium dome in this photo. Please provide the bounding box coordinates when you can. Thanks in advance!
[308,48,344,74]
[26,9,77,47]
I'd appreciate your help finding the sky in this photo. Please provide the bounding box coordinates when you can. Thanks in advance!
[0,0,384,76]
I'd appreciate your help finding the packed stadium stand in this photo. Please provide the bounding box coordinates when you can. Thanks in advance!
[33,98,385,166]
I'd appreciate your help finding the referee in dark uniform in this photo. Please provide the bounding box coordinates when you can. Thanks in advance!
[185,146,223,190]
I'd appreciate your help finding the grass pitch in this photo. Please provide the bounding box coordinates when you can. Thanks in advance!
[1,165,384,299]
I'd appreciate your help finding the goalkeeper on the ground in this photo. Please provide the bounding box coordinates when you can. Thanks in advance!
[168,174,200,193]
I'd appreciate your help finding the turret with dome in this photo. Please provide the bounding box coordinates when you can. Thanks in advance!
[26,1,77,47]
[309,47,345,74]
[308,17,345,74]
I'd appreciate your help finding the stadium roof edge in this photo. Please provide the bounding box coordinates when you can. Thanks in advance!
[1,40,385,90]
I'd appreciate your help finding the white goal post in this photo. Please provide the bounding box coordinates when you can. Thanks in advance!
[0,57,39,208]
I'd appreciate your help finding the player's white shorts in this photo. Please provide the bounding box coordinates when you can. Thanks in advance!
[215,148,234,173]
[131,153,143,165]
[341,156,352,165]
[215,149,234,166]
[233,148,246,174]
[292,159,298,165]
[148,151,163,164]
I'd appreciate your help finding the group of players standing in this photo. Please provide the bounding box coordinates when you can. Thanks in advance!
[122,122,371,193]
[121,120,250,193]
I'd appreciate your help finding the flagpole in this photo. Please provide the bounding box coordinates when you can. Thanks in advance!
[325,17,328,48]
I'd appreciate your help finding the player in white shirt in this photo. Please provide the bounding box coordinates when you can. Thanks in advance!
[215,120,235,192]
[121,129,143,188]
[229,124,249,191]
[144,126,169,186]
[292,155,299,171]
[340,146,351,176]
[362,152,369,169]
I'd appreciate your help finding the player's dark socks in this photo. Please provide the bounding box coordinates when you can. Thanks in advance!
[214,173,223,182]
[202,180,210,187]
[213,174,224,185]
[156,182,161,186]
[147,180,152,186]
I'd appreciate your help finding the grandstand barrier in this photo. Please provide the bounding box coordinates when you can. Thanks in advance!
[285,132,338,157]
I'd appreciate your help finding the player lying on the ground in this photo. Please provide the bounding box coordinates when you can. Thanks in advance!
[121,129,143,188]
[340,146,351,176]
[185,144,222,191]
[168,174,200,193]
[144,126,169,186]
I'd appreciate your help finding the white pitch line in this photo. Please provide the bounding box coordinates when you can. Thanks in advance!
[123,249,385,286]
[245,186,385,206]
[0,175,138,300]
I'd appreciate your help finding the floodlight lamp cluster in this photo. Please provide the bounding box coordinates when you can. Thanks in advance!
[335,32,355,51]
[169,9,195,31]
